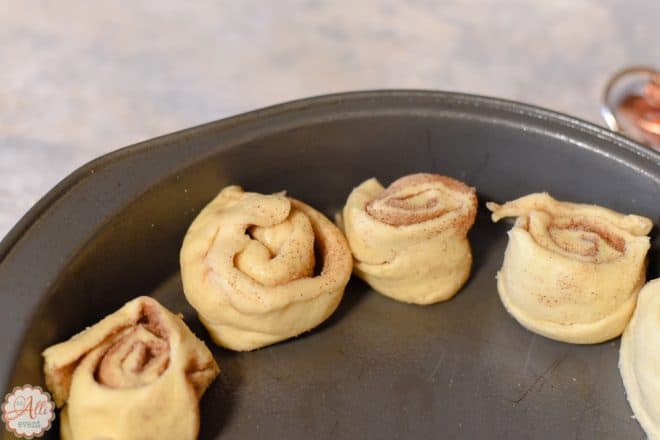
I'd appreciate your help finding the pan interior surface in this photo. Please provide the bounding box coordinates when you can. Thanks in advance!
[1,92,657,439]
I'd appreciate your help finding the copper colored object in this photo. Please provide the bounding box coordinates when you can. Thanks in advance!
[602,67,660,151]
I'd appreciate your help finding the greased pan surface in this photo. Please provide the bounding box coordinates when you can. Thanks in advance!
[1,91,658,439]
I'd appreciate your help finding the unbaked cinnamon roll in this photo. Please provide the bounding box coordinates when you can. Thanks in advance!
[42,296,219,440]
[487,193,652,344]
[339,173,478,304]
[180,185,352,351]
[619,278,660,440]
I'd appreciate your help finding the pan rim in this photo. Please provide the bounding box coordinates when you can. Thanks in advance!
[1,89,657,263]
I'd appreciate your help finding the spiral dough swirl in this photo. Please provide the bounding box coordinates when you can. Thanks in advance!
[487,192,652,344]
[42,296,219,440]
[340,173,478,305]
[180,186,353,351]
[619,278,660,439]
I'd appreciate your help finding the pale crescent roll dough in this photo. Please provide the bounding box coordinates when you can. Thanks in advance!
[620,278,660,440]
[340,173,478,304]
[180,185,353,351]
[42,296,219,440]
[487,192,652,344]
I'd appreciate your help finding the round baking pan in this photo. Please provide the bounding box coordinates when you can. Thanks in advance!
[1,91,658,439]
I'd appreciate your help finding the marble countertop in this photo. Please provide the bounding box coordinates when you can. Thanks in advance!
[1,0,657,239]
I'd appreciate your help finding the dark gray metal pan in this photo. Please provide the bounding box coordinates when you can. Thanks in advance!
[1,91,658,439]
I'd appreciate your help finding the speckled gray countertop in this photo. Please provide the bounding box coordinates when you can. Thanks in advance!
[0,0,657,239]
